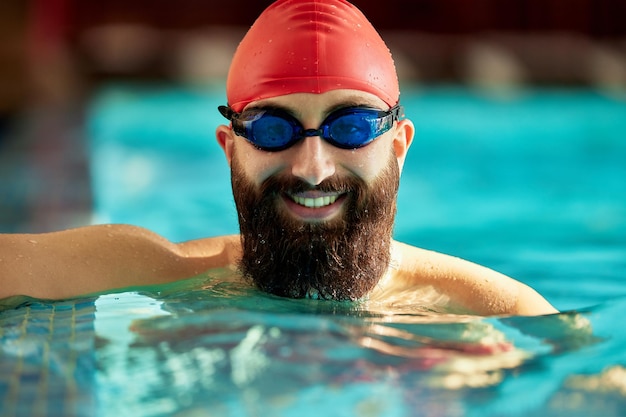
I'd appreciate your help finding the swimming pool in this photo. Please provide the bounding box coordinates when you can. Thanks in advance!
[1,85,625,416]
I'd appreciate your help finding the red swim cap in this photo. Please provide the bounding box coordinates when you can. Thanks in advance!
[226,0,399,112]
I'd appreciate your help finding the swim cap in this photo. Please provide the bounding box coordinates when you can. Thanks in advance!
[226,0,399,112]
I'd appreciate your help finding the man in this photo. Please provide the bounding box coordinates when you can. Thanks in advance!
[0,0,557,315]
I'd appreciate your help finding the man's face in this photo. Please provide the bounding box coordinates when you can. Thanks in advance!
[217,90,412,300]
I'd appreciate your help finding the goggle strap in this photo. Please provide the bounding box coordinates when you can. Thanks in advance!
[390,104,403,120]
[218,105,237,121]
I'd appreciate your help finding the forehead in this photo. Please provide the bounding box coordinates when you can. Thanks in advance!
[242,89,389,114]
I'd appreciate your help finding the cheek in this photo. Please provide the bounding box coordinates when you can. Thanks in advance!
[341,138,395,182]
[231,140,285,185]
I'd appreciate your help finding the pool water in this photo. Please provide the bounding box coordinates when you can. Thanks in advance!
[1,85,625,416]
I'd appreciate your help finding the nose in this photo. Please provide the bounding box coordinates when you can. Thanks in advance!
[289,136,336,186]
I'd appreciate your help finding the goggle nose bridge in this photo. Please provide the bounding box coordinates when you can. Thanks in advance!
[300,127,327,139]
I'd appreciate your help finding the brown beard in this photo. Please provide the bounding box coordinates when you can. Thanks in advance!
[230,149,399,301]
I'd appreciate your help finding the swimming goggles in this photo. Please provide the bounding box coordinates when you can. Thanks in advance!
[218,104,403,151]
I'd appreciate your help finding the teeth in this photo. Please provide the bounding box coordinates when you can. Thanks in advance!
[292,195,338,208]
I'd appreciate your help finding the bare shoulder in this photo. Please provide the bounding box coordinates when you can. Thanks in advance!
[0,225,241,300]
[387,240,558,316]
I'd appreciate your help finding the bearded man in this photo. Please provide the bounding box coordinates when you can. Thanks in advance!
[0,0,557,316]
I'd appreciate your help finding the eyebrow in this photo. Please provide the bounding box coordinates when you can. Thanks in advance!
[244,104,291,113]
[331,95,385,109]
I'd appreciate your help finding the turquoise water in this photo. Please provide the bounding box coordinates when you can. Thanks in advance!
[1,85,625,416]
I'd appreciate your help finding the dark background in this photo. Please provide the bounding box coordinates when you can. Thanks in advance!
[57,0,626,35]
[3,0,626,112]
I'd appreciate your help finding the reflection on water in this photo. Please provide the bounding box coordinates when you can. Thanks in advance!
[1,271,622,417]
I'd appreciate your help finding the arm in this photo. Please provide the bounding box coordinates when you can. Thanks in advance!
[0,225,241,300]
[391,241,558,316]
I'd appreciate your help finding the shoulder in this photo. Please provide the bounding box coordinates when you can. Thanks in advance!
[177,234,241,267]
[387,240,558,316]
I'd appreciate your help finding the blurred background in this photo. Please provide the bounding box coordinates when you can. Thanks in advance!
[1,0,625,233]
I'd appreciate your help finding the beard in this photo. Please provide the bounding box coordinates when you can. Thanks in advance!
[230,149,400,301]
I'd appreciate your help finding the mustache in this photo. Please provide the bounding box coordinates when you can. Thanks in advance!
[260,173,356,194]
[258,173,369,207]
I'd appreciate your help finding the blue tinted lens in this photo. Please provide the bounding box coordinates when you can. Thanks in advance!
[249,114,294,149]
[326,108,397,148]
[328,113,377,147]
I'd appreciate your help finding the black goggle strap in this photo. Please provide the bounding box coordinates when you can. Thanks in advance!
[218,105,238,122]
[217,105,253,138]
[389,104,404,121]
[371,104,403,133]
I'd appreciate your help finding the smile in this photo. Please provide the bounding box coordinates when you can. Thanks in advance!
[290,194,339,208]
[283,191,346,220]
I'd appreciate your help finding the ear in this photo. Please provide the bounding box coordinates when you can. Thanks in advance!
[216,125,235,166]
[392,119,414,171]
